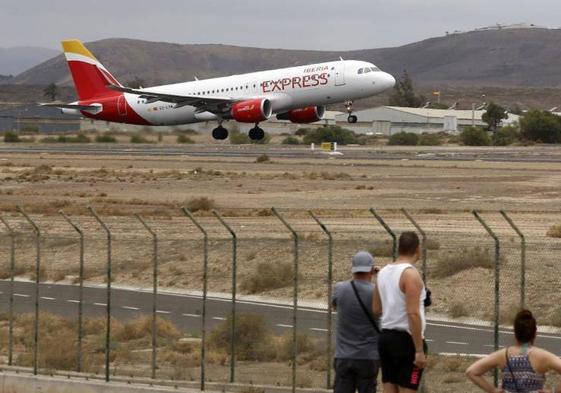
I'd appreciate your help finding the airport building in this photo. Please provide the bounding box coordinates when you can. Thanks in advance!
[0,104,80,133]
[335,106,520,135]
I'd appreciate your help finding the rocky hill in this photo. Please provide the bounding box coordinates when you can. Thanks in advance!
[14,28,561,88]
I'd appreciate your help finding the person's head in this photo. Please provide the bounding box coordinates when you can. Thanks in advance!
[398,231,421,261]
[514,309,537,344]
[351,251,376,280]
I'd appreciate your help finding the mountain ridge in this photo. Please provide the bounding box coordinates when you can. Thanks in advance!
[13,28,561,88]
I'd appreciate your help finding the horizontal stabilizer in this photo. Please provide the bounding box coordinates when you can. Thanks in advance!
[40,102,102,114]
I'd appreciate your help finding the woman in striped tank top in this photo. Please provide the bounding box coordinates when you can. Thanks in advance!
[466,310,561,393]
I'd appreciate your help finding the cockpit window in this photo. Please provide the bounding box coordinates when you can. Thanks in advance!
[363,67,371,73]
[358,68,364,74]
[371,66,380,72]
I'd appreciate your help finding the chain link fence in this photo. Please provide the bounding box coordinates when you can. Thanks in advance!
[0,207,560,392]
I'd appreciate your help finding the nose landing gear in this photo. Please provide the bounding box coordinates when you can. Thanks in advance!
[345,100,358,123]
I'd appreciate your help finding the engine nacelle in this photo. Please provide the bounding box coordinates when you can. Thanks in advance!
[231,99,272,123]
[276,106,326,124]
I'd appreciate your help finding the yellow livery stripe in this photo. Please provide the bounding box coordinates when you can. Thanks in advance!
[61,40,97,61]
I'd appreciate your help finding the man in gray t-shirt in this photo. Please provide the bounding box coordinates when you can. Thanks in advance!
[332,251,380,393]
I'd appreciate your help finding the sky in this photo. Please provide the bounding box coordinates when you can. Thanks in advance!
[1,0,560,51]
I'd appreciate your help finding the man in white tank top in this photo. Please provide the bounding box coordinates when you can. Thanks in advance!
[372,232,428,393]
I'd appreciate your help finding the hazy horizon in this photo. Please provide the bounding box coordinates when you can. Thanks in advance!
[1,0,560,51]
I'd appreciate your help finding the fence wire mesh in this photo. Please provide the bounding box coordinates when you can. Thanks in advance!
[0,209,560,392]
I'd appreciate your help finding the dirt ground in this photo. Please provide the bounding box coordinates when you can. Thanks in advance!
[1,144,561,391]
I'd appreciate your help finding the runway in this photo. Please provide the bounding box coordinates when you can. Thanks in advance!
[1,144,561,163]
[1,281,560,357]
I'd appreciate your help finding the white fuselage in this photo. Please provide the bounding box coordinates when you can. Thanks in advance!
[124,60,395,125]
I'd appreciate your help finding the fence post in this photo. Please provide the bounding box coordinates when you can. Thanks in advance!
[472,210,500,388]
[16,206,41,376]
[212,210,237,384]
[0,216,16,366]
[369,209,397,260]
[401,209,428,282]
[135,214,159,380]
[182,208,208,391]
[59,211,85,373]
[272,208,299,393]
[88,207,112,383]
[499,210,526,309]
[308,211,333,390]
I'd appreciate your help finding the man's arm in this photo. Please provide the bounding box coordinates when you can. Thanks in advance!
[402,268,427,368]
[331,283,338,311]
[372,282,382,316]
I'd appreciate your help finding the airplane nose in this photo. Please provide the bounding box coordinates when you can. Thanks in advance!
[382,72,396,90]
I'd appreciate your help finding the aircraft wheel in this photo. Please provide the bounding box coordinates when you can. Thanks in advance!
[212,126,229,140]
[347,115,358,124]
[249,127,265,140]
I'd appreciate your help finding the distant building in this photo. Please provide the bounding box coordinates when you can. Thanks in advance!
[335,106,520,135]
[0,104,80,133]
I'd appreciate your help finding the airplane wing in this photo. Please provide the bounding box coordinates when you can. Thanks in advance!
[109,85,234,112]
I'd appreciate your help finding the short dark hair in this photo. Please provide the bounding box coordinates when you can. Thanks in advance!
[398,231,420,256]
[514,309,537,343]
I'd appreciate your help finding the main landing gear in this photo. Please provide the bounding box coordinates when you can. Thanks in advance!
[249,124,265,141]
[212,123,266,141]
[345,100,358,124]
[212,125,228,140]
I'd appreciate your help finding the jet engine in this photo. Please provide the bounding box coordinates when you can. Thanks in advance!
[231,99,272,123]
[276,105,326,123]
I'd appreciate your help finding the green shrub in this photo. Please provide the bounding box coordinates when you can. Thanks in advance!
[520,109,561,143]
[418,133,442,146]
[130,134,150,143]
[4,131,21,143]
[230,130,270,144]
[176,134,195,144]
[294,128,310,136]
[281,136,300,145]
[72,133,91,143]
[230,130,250,144]
[459,127,491,146]
[95,134,117,143]
[302,125,359,145]
[241,262,294,294]
[493,125,520,146]
[39,137,58,143]
[388,132,419,146]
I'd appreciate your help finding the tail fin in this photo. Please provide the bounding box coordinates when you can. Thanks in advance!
[61,40,122,101]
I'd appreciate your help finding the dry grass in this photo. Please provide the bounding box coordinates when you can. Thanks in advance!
[240,262,294,294]
[185,197,216,213]
[433,246,505,278]
[449,302,469,318]
[546,225,561,238]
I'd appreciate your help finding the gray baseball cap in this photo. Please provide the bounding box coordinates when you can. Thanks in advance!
[351,251,375,273]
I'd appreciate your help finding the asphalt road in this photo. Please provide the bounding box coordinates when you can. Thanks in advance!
[1,281,560,357]
[2,144,561,163]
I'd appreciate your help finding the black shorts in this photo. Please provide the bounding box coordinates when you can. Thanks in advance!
[378,329,428,391]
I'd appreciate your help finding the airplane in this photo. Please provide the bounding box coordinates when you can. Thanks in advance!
[43,40,396,141]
